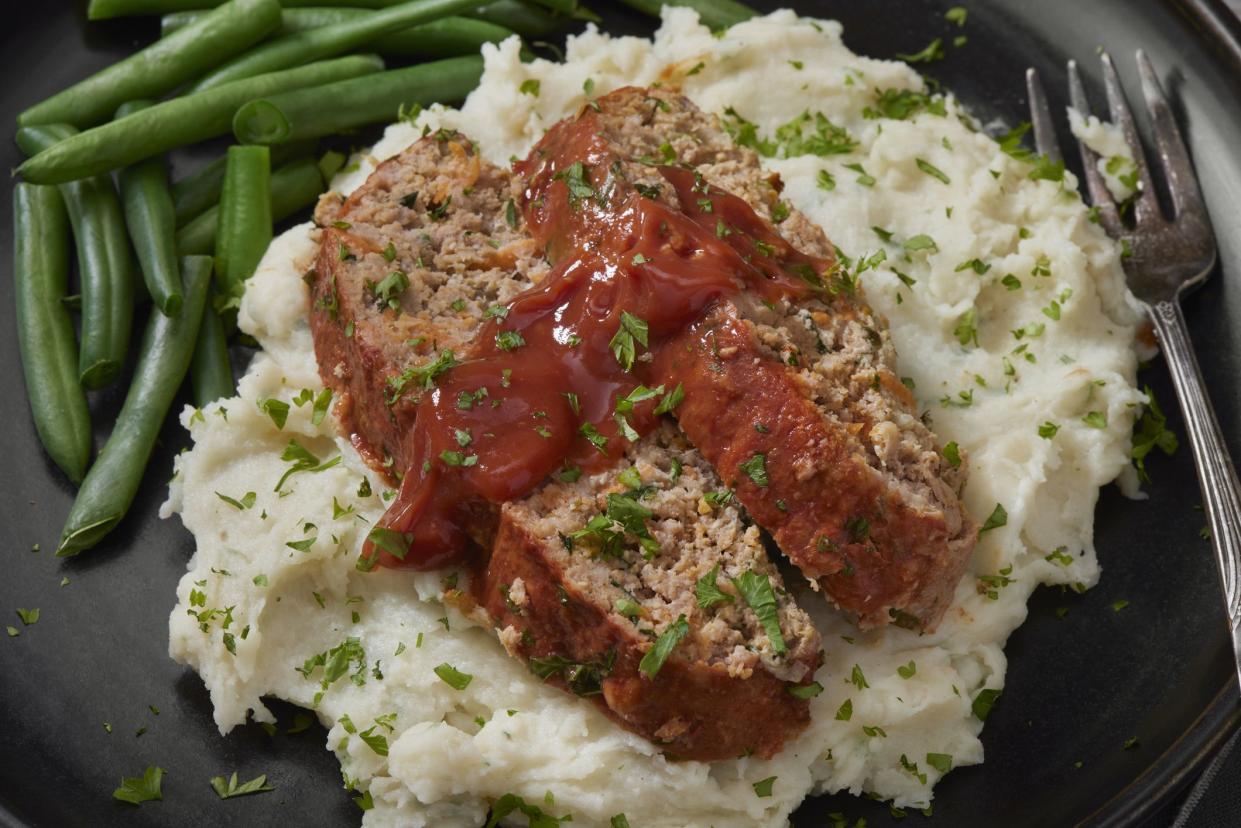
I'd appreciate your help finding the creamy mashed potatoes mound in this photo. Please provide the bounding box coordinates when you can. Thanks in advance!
[164,9,1146,827]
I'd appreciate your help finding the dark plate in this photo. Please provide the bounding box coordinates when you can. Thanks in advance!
[2,1,1240,826]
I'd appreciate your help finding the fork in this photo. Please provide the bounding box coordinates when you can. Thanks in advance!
[1026,54,1241,692]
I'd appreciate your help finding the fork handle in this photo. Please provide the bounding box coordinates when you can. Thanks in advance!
[1151,299,1241,689]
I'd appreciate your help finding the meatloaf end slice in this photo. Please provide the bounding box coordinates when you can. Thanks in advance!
[566,87,977,630]
[476,422,823,761]
[308,131,544,474]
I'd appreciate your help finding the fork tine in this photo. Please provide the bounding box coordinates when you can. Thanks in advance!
[1135,49,1211,228]
[1099,51,1161,224]
[1066,60,1122,235]
[1025,68,1062,162]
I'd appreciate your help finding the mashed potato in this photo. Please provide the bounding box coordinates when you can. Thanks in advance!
[164,9,1145,826]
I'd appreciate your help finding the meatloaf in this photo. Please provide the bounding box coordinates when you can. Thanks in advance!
[307,131,824,761]
[517,87,977,630]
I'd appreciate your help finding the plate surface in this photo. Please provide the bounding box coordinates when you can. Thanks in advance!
[2,2,1240,826]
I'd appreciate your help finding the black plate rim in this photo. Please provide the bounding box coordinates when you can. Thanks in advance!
[1082,0,1241,824]
[1,3,1239,826]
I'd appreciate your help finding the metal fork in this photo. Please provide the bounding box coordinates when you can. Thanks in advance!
[1027,55,1241,692]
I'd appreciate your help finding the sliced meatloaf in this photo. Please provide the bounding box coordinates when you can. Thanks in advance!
[519,87,976,630]
[480,422,822,760]
[309,131,544,474]
[307,131,824,760]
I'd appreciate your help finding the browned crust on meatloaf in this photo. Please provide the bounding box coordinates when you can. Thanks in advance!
[565,86,976,630]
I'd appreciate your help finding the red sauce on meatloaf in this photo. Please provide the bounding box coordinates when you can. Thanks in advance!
[359,93,836,570]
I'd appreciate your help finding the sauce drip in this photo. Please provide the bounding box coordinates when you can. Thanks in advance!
[359,92,836,571]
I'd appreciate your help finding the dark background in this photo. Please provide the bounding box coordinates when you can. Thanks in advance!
[2,1,1240,826]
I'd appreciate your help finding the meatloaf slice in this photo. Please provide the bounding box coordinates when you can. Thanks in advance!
[307,131,823,760]
[478,422,822,761]
[309,131,545,473]
[521,87,976,630]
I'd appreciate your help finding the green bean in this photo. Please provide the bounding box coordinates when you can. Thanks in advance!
[470,0,579,37]
[56,257,212,556]
[160,0,572,37]
[164,8,514,57]
[234,56,483,145]
[18,55,383,186]
[189,0,479,92]
[215,146,273,297]
[25,0,280,128]
[13,184,93,485]
[176,158,325,256]
[90,0,221,18]
[172,140,314,228]
[616,0,755,30]
[191,298,235,406]
[117,101,183,316]
[16,125,135,390]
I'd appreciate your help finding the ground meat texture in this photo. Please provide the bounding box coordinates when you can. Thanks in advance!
[308,132,823,760]
[477,422,822,761]
[568,87,976,630]
[308,132,544,474]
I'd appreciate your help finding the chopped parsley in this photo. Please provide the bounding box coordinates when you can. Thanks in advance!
[835,698,853,721]
[979,503,1008,533]
[953,308,978,347]
[732,571,787,655]
[638,615,689,678]
[1131,387,1178,481]
[896,38,945,64]
[370,270,409,311]
[695,565,733,610]
[1082,411,1108,429]
[554,160,596,208]
[385,350,459,405]
[916,157,951,184]
[738,453,769,487]
[274,440,341,493]
[609,311,649,372]
[898,660,917,679]
[850,664,869,690]
[518,78,540,96]
[434,663,473,691]
[721,107,856,159]
[216,491,256,511]
[926,753,954,774]
[211,772,274,800]
[653,383,684,415]
[843,162,875,187]
[787,681,823,699]
[903,233,938,252]
[943,442,961,468]
[113,766,164,805]
[530,649,616,696]
[485,794,571,828]
[752,776,777,797]
[1039,421,1060,439]
[495,330,525,351]
[258,397,289,429]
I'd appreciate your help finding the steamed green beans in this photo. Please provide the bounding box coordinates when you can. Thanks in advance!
[176,158,325,256]
[57,257,212,557]
[188,0,479,91]
[172,140,314,227]
[234,55,483,145]
[18,55,383,185]
[617,0,756,29]
[16,125,135,390]
[13,184,93,485]
[165,9,514,58]
[191,300,235,406]
[23,0,280,128]
[117,101,183,316]
[215,146,273,296]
